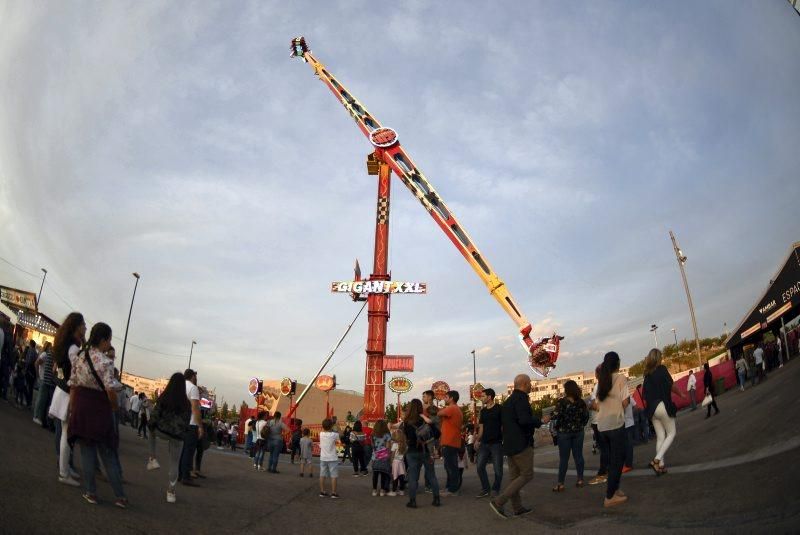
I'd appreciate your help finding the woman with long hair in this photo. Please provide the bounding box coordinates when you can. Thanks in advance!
[552,379,590,492]
[68,322,127,507]
[370,419,392,496]
[594,351,629,508]
[703,362,720,418]
[403,398,441,508]
[349,421,368,476]
[146,372,189,503]
[341,425,352,463]
[51,312,86,487]
[642,349,687,475]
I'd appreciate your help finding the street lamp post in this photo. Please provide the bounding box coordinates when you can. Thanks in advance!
[188,340,197,369]
[650,324,659,348]
[671,328,679,352]
[669,231,703,367]
[37,268,48,309]
[119,272,140,377]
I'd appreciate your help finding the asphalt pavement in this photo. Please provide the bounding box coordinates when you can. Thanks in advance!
[1,359,799,534]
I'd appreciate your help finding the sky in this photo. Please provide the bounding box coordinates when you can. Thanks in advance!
[1,1,798,410]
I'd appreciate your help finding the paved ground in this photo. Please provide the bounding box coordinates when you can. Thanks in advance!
[1,359,799,534]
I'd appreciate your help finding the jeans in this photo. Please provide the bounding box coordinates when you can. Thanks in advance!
[496,446,534,512]
[476,442,503,493]
[599,426,626,499]
[406,449,439,500]
[624,426,635,468]
[351,445,367,473]
[245,434,254,457]
[705,391,719,417]
[441,445,460,492]
[35,384,54,425]
[738,369,746,389]
[268,438,282,471]
[557,431,585,483]
[341,443,351,462]
[689,388,697,410]
[637,411,650,443]
[179,425,199,481]
[254,439,266,467]
[56,417,74,478]
[79,440,125,499]
[591,424,609,475]
[149,430,183,488]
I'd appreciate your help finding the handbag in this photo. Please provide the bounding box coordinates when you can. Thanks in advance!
[48,386,70,421]
[701,393,712,407]
[375,447,390,461]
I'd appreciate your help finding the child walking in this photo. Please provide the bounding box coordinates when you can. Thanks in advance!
[318,419,340,499]
[299,428,313,477]
[388,428,407,496]
[370,420,392,496]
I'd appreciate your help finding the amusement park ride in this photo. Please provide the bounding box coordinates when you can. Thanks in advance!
[288,37,562,422]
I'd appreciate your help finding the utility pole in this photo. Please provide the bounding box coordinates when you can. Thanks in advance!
[119,272,140,377]
[188,340,197,369]
[671,328,679,353]
[670,231,703,367]
[470,349,477,425]
[650,324,659,348]
[37,268,48,309]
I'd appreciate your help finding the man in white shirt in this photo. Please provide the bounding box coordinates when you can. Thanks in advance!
[129,391,141,428]
[179,369,204,486]
[686,370,697,411]
[753,345,765,385]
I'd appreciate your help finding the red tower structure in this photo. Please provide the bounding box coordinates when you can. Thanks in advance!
[291,37,563,421]
[363,155,392,421]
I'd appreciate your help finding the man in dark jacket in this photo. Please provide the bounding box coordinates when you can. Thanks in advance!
[489,374,549,519]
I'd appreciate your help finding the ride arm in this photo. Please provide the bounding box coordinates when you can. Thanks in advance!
[290,37,561,375]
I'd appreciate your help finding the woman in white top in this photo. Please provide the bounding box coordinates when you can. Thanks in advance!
[594,351,629,508]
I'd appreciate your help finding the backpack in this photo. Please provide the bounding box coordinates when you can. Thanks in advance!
[149,404,190,440]
[415,421,440,447]
[260,421,269,440]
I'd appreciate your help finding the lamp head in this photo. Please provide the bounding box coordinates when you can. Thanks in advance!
[133,272,140,279]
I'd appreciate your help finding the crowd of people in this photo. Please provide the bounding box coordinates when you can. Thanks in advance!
[2,307,790,517]
[0,311,217,507]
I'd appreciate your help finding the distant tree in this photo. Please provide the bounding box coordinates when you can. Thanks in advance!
[385,403,397,423]
[221,401,229,420]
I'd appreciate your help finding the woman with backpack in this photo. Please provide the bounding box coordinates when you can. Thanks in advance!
[67,322,128,507]
[551,379,590,492]
[403,398,441,508]
[146,372,189,503]
[370,420,392,496]
[349,421,369,476]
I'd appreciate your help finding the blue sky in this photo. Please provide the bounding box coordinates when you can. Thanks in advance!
[1,1,798,409]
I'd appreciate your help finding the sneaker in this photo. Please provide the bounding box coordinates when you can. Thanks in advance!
[379,490,386,497]
[476,490,490,498]
[489,500,508,519]
[319,492,329,498]
[69,467,81,479]
[360,470,369,476]
[424,486,432,494]
[180,478,200,487]
[166,491,176,504]
[59,476,80,487]
[604,494,628,508]
[330,493,340,499]
[621,465,632,474]
[147,458,161,471]
[398,490,405,496]
[33,417,42,425]
[82,493,98,505]
[514,506,533,517]
[352,473,360,477]
[372,490,378,497]
[588,474,607,485]
[114,498,129,509]
[387,491,397,497]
